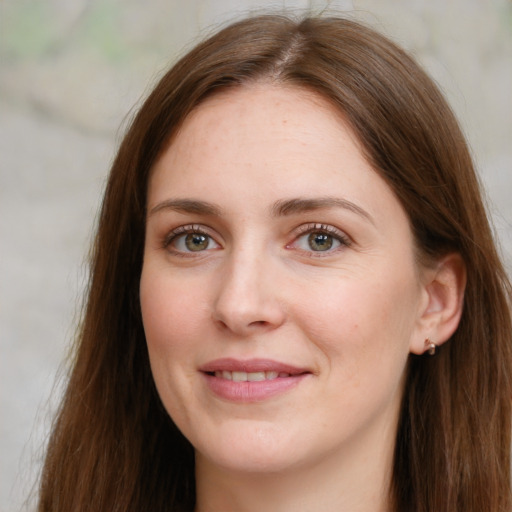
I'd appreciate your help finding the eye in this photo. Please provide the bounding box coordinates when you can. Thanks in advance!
[296,231,341,252]
[291,224,350,254]
[306,232,337,251]
[165,225,220,254]
[179,233,214,252]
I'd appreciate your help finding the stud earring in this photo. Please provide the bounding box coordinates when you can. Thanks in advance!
[425,338,436,356]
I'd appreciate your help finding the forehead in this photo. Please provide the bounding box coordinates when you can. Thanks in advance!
[149,84,371,193]
[148,84,410,225]
[177,83,360,151]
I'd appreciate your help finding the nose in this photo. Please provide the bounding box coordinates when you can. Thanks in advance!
[212,249,286,336]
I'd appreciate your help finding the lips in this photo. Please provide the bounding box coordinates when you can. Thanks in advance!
[199,358,311,402]
[213,370,288,381]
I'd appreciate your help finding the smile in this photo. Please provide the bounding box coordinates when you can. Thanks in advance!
[200,358,311,402]
[213,370,289,381]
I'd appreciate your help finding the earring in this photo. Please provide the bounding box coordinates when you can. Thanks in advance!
[425,338,436,356]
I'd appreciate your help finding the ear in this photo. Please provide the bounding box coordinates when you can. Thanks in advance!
[409,253,466,355]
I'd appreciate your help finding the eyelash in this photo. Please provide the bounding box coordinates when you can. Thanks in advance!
[290,223,351,255]
[162,223,351,256]
[163,224,219,256]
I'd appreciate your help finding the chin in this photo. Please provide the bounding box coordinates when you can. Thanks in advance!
[194,424,305,474]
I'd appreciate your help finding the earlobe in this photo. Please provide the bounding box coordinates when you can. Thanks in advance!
[410,253,466,355]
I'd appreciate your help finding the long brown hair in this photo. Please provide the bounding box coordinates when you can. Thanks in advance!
[38,15,512,511]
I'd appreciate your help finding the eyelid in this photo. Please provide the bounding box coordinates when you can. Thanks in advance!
[161,222,350,256]
[163,224,221,253]
[288,222,352,253]
[293,222,348,238]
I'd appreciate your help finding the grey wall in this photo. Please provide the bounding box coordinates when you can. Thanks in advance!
[1,1,511,510]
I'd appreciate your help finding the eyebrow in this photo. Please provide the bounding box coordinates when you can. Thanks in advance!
[271,197,374,224]
[148,198,222,217]
[149,196,374,224]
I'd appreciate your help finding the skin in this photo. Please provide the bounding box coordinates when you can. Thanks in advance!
[140,84,457,512]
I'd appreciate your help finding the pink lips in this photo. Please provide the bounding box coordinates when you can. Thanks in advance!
[199,358,311,403]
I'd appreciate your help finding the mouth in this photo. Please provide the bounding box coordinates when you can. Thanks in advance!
[199,358,311,402]
[209,370,295,381]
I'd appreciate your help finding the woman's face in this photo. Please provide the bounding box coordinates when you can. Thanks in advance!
[140,84,430,475]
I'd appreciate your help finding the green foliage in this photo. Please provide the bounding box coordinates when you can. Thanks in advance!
[1,0,128,62]
[1,1,56,58]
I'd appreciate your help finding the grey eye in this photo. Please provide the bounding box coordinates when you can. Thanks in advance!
[170,231,219,252]
[185,233,210,251]
[292,228,344,253]
[307,232,334,251]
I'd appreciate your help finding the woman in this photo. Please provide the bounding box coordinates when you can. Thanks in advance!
[38,14,512,512]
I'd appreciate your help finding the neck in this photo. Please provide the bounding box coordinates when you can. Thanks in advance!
[194,425,395,512]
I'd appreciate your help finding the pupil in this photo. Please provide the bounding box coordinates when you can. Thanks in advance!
[308,232,332,251]
[185,233,208,251]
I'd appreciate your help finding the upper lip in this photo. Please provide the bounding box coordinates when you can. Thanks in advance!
[199,358,310,375]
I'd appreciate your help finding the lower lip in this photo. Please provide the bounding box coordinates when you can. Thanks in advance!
[202,373,308,403]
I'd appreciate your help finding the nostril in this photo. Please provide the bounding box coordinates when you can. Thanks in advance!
[212,293,286,335]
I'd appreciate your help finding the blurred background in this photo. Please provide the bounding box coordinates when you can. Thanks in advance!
[1,0,511,510]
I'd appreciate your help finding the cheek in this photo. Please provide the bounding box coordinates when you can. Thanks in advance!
[139,270,207,416]
[303,277,415,404]
[140,268,210,352]
[140,268,209,420]
[294,270,420,365]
